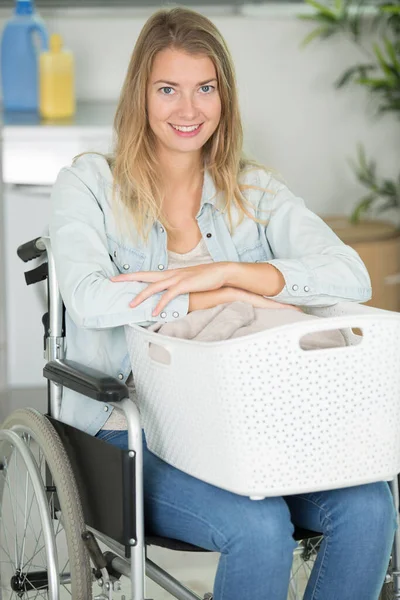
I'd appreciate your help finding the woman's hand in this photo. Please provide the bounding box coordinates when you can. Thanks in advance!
[111,263,230,316]
[221,288,302,311]
[189,287,301,312]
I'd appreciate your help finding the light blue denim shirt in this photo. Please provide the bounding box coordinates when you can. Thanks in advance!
[49,153,371,435]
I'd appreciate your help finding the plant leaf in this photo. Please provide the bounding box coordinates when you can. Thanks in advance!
[383,36,400,72]
[334,0,342,13]
[379,197,400,211]
[381,178,398,196]
[355,76,391,88]
[301,25,334,47]
[335,64,376,88]
[381,4,400,14]
[303,0,338,20]
[373,42,397,82]
[350,194,377,223]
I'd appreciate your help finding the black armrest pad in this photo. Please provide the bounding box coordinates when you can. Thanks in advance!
[17,237,46,262]
[43,360,129,403]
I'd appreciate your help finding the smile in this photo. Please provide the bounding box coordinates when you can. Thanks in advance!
[168,123,204,137]
[170,123,202,132]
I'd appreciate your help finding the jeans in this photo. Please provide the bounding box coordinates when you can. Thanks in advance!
[96,429,397,600]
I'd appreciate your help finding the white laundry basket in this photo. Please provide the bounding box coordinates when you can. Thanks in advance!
[125,302,400,499]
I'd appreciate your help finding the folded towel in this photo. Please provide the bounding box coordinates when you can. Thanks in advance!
[148,302,345,363]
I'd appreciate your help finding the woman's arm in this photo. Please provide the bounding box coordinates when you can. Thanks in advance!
[189,287,299,312]
[50,158,189,329]
[110,173,372,314]
[223,263,285,298]
[230,174,372,307]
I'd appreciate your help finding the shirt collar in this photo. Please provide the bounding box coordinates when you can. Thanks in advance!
[199,169,220,212]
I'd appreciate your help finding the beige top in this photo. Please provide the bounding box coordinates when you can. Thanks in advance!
[102,237,214,430]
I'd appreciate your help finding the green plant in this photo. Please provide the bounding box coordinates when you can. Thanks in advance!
[300,0,400,222]
[350,144,400,222]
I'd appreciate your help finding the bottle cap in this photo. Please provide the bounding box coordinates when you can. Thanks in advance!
[15,0,34,16]
[50,34,63,53]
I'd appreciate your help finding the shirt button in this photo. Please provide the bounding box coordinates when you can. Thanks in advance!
[104,406,109,412]
[159,226,165,233]
[123,264,130,270]
[304,286,310,292]
[158,264,165,270]
[292,284,299,291]
[206,233,212,238]
[160,311,167,318]
[118,373,124,380]
[173,311,179,318]
[113,251,117,257]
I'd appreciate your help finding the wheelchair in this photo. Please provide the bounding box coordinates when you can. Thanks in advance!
[0,234,398,600]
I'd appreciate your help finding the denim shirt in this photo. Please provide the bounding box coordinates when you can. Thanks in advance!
[49,153,371,435]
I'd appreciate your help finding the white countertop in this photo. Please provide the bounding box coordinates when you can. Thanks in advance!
[1,100,117,139]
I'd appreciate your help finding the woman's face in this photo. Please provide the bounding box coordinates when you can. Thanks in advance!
[147,48,222,158]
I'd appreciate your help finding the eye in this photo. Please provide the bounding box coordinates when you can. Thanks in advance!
[160,87,175,95]
[200,85,215,94]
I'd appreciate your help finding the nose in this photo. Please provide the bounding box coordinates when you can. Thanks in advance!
[177,92,198,121]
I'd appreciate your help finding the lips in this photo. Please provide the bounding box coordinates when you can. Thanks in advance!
[168,122,204,137]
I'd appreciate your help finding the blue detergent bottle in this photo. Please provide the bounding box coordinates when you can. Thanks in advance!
[1,0,49,111]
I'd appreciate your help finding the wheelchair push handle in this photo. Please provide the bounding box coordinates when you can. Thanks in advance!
[17,237,46,263]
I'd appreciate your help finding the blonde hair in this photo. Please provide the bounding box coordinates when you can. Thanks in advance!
[107,7,270,241]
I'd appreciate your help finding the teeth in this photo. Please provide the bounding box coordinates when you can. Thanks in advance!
[171,124,200,132]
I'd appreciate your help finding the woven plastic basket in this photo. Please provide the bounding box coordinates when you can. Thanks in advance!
[125,302,400,499]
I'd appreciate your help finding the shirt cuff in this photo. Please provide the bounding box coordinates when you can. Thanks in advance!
[82,292,190,329]
[148,292,190,323]
[263,259,316,303]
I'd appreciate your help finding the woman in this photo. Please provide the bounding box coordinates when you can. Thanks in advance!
[49,7,396,600]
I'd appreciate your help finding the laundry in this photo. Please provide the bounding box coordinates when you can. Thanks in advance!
[148,301,346,363]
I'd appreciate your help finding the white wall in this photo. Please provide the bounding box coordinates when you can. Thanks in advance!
[1,5,399,218]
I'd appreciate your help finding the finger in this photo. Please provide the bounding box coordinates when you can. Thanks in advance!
[152,286,184,316]
[111,271,168,283]
[129,276,180,308]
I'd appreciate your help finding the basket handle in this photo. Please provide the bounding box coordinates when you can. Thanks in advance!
[148,341,172,365]
[289,314,392,352]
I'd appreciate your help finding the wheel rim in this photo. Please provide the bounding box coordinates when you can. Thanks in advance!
[0,430,73,599]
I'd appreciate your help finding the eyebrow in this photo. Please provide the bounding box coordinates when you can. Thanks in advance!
[152,78,218,86]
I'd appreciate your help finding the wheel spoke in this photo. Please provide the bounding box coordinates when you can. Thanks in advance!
[19,469,31,569]
[21,540,47,573]
[62,583,72,596]
[0,512,17,568]
[60,555,69,578]
[0,541,16,568]
[0,413,91,600]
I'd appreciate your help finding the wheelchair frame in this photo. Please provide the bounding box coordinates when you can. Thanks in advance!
[1,234,398,600]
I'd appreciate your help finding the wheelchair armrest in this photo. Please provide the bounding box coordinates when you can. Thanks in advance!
[43,360,129,403]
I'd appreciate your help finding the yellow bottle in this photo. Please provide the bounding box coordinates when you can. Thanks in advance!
[39,33,75,119]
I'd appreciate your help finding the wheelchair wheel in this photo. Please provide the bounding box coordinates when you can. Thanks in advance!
[0,408,92,599]
[288,535,323,600]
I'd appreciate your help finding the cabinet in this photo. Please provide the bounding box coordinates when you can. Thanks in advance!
[4,184,52,387]
[324,217,400,312]
[1,102,115,389]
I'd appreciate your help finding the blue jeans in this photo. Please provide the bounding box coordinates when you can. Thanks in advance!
[96,429,397,600]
